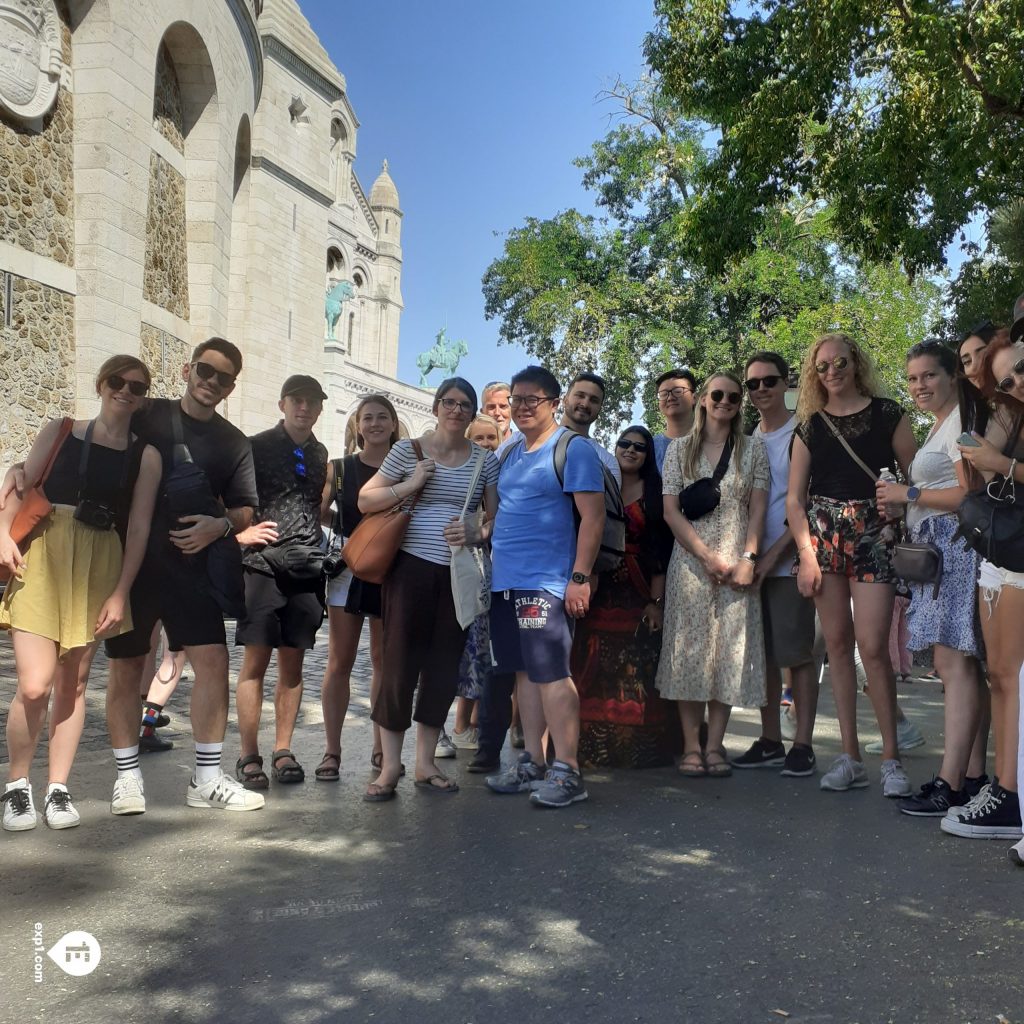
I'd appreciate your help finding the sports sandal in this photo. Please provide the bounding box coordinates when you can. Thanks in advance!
[314,752,341,782]
[414,773,459,794]
[235,754,269,791]
[271,749,305,785]
[678,751,707,778]
[705,749,733,778]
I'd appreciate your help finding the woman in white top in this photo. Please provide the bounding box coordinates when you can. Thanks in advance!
[876,341,990,817]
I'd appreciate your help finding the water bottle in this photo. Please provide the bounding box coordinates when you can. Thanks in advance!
[879,467,902,520]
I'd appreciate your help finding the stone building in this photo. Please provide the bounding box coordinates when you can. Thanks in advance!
[0,0,435,469]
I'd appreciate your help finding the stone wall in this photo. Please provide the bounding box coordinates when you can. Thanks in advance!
[0,7,74,266]
[0,276,75,465]
[153,44,185,154]
[143,154,190,318]
[140,324,190,399]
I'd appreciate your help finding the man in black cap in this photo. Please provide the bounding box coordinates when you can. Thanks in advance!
[232,375,331,790]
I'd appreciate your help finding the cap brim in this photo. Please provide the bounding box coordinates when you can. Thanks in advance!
[282,389,328,401]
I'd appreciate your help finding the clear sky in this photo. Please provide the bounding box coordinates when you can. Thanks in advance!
[302,0,656,397]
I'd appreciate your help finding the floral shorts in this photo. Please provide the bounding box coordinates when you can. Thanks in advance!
[805,496,898,583]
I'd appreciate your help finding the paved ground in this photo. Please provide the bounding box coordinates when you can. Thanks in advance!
[0,626,1021,1024]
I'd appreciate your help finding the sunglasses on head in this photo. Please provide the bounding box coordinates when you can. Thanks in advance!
[708,388,741,406]
[616,438,648,453]
[815,355,849,374]
[193,361,236,389]
[996,358,1024,394]
[106,374,148,397]
[745,375,782,392]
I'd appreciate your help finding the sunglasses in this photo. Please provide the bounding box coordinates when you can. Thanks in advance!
[815,356,849,374]
[193,361,236,389]
[996,358,1024,394]
[616,439,649,453]
[106,374,148,397]
[293,446,307,479]
[708,389,741,406]
[745,375,782,392]
[439,397,474,414]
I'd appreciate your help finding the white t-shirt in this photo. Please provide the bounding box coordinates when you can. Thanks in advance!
[907,408,962,530]
[759,415,797,577]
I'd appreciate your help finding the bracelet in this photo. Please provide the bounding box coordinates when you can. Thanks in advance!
[797,542,813,553]
[1009,458,1018,481]
[389,485,399,500]
[222,518,233,539]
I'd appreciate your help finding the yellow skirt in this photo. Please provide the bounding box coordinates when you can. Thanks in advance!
[0,505,131,657]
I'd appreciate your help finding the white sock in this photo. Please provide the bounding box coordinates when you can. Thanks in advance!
[113,745,143,781]
[194,742,223,784]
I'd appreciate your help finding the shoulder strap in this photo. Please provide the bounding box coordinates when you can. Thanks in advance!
[498,436,525,466]
[32,417,74,489]
[817,411,877,483]
[331,456,345,503]
[710,436,733,484]
[171,402,193,466]
[552,430,578,487]
[406,439,426,513]
[460,446,487,517]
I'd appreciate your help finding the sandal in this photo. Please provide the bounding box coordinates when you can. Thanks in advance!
[271,749,305,785]
[705,749,733,778]
[370,751,406,777]
[678,751,707,778]
[235,754,269,791]
[314,752,341,782]
[363,781,397,803]
[414,773,459,794]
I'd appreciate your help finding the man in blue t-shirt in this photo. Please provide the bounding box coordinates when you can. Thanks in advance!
[486,366,605,807]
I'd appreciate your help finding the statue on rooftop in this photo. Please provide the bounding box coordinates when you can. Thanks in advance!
[415,328,469,387]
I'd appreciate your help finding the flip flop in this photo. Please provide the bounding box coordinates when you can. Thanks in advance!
[678,751,707,778]
[314,752,341,782]
[363,781,397,803]
[414,774,459,794]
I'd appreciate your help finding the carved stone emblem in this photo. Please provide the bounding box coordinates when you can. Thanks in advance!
[0,0,62,122]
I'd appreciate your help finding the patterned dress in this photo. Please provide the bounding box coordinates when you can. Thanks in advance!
[656,436,769,707]
[571,500,681,768]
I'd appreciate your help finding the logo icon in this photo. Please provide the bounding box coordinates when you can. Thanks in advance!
[47,931,101,976]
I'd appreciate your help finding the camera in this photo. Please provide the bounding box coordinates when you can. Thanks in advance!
[74,499,116,531]
[322,549,346,579]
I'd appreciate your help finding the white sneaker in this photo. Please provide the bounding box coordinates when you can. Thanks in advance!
[880,759,912,798]
[111,775,146,815]
[2,779,37,831]
[43,786,81,829]
[1009,838,1024,867]
[435,730,457,759]
[780,704,797,742]
[820,754,869,792]
[451,727,479,750]
[865,717,927,755]
[186,772,265,811]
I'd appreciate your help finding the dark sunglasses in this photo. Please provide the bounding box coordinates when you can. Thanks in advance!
[106,374,148,397]
[815,355,849,374]
[708,389,741,406]
[996,358,1024,394]
[293,446,307,479]
[616,439,648,453]
[193,361,236,389]
[745,375,782,392]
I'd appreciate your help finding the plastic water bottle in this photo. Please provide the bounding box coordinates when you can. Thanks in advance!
[879,467,902,520]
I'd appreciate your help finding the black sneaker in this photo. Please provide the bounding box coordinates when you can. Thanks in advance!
[155,713,171,729]
[731,737,786,769]
[899,776,966,817]
[940,784,1022,839]
[780,744,816,777]
[139,731,174,753]
[964,773,990,799]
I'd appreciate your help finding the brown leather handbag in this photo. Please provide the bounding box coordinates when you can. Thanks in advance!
[342,440,424,584]
[1,417,74,581]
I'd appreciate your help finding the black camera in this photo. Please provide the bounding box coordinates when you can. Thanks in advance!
[322,549,346,579]
[74,499,116,531]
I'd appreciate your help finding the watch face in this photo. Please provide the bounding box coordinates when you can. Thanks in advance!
[571,572,587,584]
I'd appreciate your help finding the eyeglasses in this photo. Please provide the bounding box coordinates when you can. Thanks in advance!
[996,358,1024,394]
[657,385,693,401]
[106,374,148,397]
[745,375,782,392]
[193,361,236,389]
[616,439,649,453]
[708,389,741,406]
[439,397,474,414]
[293,446,307,478]
[509,394,556,409]
[815,356,849,375]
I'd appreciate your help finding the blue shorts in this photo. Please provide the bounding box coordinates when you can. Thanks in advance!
[489,589,574,684]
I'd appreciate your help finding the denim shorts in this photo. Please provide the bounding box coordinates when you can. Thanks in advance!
[489,589,574,684]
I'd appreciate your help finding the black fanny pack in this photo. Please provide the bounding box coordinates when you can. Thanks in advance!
[260,543,325,591]
[680,438,732,521]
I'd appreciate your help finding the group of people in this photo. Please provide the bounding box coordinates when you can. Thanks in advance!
[1,299,1023,867]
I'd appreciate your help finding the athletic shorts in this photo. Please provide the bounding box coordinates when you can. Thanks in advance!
[761,576,815,668]
[489,588,574,684]
[235,570,324,650]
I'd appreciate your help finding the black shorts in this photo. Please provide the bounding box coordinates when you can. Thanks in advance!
[489,589,574,684]
[105,556,227,659]
[234,570,324,650]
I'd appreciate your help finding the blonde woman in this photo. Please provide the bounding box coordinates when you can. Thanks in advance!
[657,372,769,777]
[786,332,917,796]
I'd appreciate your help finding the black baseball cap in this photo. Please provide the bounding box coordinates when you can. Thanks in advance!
[1011,293,1024,344]
[280,375,327,401]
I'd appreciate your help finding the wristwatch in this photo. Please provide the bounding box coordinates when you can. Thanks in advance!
[906,486,921,503]
[570,571,588,585]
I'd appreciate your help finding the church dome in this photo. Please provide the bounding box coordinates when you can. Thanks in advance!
[370,159,400,209]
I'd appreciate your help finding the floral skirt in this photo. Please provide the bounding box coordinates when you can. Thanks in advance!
[806,496,897,583]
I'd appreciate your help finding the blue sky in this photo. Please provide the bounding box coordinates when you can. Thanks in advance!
[302,0,655,396]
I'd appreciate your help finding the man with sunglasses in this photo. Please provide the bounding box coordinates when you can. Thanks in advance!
[730,352,819,777]
[560,372,622,485]
[651,367,698,473]
[232,376,330,791]
[103,337,262,814]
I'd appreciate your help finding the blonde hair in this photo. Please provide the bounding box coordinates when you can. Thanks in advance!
[465,413,500,440]
[95,354,151,394]
[681,371,747,479]
[796,332,884,423]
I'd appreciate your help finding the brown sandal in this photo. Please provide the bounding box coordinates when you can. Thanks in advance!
[678,751,707,777]
[315,752,340,782]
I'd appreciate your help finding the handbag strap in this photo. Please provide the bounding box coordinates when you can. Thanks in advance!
[710,437,733,484]
[817,411,878,483]
[30,417,74,490]
[459,446,487,518]
[405,439,426,513]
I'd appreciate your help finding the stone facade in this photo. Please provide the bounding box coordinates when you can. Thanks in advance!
[152,44,184,153]
[143,154,190,318]
[0,275,75,465]
[139,324,190,399]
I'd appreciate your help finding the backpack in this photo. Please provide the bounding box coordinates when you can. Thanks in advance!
[500,431,625,573]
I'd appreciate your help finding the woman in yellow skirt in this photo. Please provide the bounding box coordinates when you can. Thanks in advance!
[0,355,161,832]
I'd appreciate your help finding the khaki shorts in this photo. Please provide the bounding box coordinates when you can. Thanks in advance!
[761,576,815,668]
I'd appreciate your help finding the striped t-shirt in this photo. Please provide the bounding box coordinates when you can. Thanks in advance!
[378,440,499,565]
